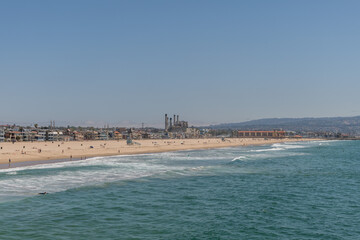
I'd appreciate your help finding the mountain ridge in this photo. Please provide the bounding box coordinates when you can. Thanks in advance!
[208,116,360,135]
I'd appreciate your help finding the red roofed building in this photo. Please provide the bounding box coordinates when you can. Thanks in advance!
[5,131,23,141]
[237,130,286,138]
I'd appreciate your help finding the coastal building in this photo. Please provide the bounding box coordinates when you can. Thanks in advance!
[113,131,122,140]
[199,128,212,138]
[73,131,85,141]
[98,131,109,140]
[163,114,201,138]
[5,131,23,142]
[46,131,64,141]
[185,127,200,138]
[21,129,37,141]
[0,128,5,142]
[164,114,189,132]
[237,130,285,138]
[36,131,46,141]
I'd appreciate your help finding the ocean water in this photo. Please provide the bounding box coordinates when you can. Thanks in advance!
[0,140,359,239]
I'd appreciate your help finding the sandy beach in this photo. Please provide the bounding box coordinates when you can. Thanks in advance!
[0,138,316,165]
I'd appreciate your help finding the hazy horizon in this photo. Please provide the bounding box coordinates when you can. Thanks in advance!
[2,114,360,129]
[2,0,360,126]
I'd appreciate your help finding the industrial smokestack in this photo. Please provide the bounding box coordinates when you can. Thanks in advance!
[165,114,168,131]
[170,118,173,128]
[177,115,179,124]
[174,115,176,126]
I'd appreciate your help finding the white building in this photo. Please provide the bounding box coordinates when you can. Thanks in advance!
[99,132,109,140]
[21,129,37,141]
[36,132,46,141]
[47,131,64,141]
[0,128,5,142]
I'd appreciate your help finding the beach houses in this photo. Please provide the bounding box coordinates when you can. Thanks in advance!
[113,131,122,140]
[237,130,286,138]
[21,129,38,141]
[98,131,109,140]
[73,131,85,141]
[46,131,64,141]
[0,128,5,142]
[5,130,23,142]
[35,131,46,141]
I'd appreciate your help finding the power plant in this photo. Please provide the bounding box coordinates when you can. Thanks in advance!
[165,114,189,132]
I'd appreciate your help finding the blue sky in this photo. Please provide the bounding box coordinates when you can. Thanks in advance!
[1,0,360,127]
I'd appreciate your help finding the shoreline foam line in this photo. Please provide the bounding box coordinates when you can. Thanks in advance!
[0,138,323,169]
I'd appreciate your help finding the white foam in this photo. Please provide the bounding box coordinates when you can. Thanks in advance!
[0,155,186,200]
[0,150,231,202]
[272,143,305,149]
[251,147,283,152]
[232,156,246,161]
[0,140,327,202]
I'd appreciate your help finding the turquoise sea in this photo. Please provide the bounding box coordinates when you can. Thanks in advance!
[0,140,359,239]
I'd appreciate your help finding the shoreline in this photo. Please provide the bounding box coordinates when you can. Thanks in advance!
[0,138,321,168]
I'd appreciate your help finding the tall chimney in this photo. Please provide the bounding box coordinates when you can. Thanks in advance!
[174,115,176,126]
[170,118,172,128]
[177,115,179,124]
[165,114,168,131]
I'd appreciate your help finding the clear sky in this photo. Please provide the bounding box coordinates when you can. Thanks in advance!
[1,0,360,127]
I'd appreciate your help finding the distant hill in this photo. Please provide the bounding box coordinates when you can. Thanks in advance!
[208,116,360,135]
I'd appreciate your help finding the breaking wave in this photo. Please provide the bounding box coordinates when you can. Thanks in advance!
[0,140,324,202]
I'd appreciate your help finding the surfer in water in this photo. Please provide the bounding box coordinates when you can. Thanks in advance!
[38,192,48,195]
